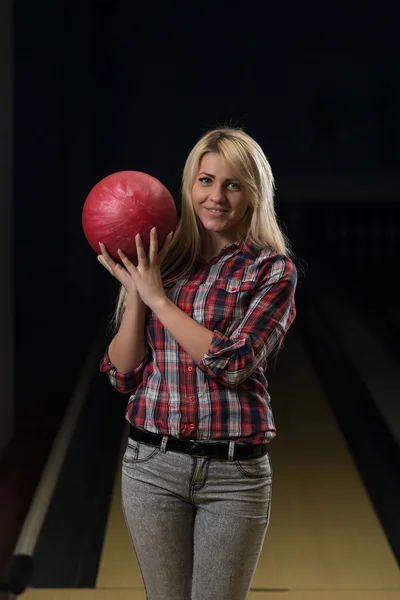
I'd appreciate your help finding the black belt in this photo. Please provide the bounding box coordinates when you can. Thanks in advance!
[129,426,268,460]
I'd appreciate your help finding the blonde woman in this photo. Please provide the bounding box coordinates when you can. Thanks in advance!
[98,127,297,600]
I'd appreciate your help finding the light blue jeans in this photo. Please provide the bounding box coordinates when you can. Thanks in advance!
[121,436,272,600]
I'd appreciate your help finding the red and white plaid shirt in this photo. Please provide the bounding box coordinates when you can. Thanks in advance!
[100,240,297,445]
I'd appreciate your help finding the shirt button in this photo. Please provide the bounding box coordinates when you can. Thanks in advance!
[188,366,193,372]
[188,396,195,402]
[189,424,195,431]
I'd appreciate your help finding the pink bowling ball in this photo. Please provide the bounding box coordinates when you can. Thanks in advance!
[82,170,177,262]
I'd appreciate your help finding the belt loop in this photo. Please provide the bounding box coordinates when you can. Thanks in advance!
[228,441,235,462]
[160,435,169,454]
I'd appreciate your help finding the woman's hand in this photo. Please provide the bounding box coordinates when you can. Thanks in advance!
[119,228,173,310]
[97,243,139,296]
[98,228,173,309]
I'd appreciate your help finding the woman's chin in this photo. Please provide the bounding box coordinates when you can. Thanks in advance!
[201,219,227,233]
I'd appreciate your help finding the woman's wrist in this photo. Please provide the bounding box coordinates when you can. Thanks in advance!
[125,290,146,311]
[148,293,170,314]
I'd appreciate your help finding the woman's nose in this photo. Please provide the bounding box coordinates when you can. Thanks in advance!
[210,184,224,201]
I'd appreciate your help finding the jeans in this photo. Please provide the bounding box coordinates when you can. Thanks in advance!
[121,436,273,600]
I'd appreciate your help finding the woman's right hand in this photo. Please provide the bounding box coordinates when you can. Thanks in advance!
[97,243,138,296]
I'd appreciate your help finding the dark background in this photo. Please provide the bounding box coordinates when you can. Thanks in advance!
[1,0,399,582]
[14,0,399,425]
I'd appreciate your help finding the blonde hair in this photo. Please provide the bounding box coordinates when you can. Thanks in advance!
[112,127,294,332]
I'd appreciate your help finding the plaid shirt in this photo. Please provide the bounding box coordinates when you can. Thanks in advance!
[100,240,297,445]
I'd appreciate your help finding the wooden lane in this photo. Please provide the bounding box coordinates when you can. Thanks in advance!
[21,330,400,599]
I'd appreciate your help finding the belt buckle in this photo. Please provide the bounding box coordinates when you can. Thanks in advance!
[188,441,210,457]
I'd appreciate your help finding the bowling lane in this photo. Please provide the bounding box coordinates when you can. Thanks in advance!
[94,329,400,595]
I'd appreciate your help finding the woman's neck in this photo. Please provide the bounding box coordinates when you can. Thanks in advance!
[200,234,244,262]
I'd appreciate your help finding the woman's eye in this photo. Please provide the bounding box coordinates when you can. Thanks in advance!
[198,178,240,189]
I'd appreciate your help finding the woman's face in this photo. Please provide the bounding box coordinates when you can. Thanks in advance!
[191,153,250,246]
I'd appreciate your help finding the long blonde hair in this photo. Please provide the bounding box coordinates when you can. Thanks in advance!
[112,127,294,331]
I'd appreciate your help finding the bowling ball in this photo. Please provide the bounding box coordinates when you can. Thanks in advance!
[82,170,177,263]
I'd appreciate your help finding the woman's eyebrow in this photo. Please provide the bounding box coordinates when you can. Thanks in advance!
[198,172,237,182]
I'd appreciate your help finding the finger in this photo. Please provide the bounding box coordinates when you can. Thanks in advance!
[157,231,174,264]
[98,244,131,284]
[117,249,137,275]
[97,255,114,275]
[97,256,128,286]
[99,242,118,270]
[107,261,131,287]
[135,234,148,267]
[99,241,110,257]
[149,227,158,265]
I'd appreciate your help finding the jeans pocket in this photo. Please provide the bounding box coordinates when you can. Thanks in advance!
[235,453,272,480]
[122,439,160,465]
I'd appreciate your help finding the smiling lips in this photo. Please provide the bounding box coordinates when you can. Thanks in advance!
[205,207,228,215]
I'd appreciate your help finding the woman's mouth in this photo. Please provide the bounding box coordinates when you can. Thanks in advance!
[205,207,228,215]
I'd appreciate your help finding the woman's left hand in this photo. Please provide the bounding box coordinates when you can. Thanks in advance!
[117,227,174,310]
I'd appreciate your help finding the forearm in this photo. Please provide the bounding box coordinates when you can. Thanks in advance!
[108,294,147,373]
[151,297,213,363]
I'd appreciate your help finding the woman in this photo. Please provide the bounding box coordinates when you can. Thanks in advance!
[98,127,297,600]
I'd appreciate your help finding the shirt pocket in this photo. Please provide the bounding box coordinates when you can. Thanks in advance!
[211,278,257,324]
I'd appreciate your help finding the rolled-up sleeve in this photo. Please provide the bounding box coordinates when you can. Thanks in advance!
[99,347,146,394]
[197,254,297,388]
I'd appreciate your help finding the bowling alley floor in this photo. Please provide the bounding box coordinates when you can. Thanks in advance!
[19,326,400,600]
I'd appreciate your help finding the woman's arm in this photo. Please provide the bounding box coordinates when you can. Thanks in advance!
[97,243,149,374]
[108,293,147,373]
[151,297,214,363]
[117,232,296,388]
[151,254,297,387]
